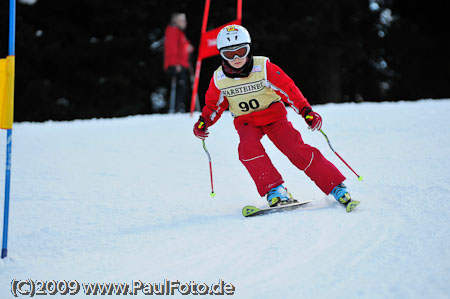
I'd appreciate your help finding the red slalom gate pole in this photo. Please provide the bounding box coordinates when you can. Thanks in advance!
[190,0,211,116]
[237,0,242,21]
[190,0,243,116]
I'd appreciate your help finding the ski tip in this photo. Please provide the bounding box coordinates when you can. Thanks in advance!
[210,192,216,198]
[346,200,360,212]
[242,205,260,217]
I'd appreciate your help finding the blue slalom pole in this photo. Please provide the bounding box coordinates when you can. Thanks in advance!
[2,131,12,259]
[2,0,16,259]
[8,0,16,56]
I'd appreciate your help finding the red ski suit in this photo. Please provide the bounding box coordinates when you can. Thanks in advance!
[201,59,345,197]
[164,25,192,70]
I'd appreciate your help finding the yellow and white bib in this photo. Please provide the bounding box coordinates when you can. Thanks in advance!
[213,56,281,117]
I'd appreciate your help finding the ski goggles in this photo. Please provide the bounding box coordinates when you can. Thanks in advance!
[220,44,250,61]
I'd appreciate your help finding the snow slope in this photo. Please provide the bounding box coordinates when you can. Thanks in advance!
[0,99,449,298]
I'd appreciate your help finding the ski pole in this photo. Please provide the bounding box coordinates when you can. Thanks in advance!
[319,129,363,181]
[168,75,176,114]
[201,139,216,197]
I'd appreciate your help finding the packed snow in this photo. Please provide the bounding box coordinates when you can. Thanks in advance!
[0,99,449,298]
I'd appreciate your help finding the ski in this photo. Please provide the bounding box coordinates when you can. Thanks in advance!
[345,200,360,212]
[242,200,313,217]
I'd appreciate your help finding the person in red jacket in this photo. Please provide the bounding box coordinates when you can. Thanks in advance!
[164,13,194,113]
[193,25,360,212]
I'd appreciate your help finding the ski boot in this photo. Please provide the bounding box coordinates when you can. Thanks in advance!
[266,184,293,207]
[330,183,360,212]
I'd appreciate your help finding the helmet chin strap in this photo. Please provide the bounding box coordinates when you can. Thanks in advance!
[221,55,254,78]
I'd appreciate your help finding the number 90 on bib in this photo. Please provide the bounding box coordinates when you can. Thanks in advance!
[239,99,260,112]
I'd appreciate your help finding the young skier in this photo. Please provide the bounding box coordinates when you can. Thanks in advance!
[193,25,359,212]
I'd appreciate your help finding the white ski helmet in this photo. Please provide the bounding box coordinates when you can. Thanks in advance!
[216,24,251,50]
